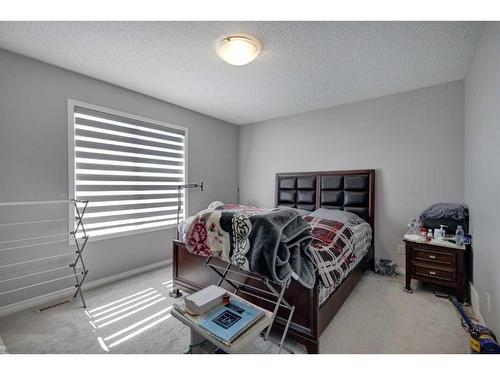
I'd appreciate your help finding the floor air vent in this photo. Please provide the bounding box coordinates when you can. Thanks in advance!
[39,298,72,312]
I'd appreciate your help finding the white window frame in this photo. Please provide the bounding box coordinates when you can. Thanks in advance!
[67,99,189,243]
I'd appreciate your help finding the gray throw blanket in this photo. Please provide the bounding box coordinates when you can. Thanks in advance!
[419,203,468,221]
[182,204,317,288]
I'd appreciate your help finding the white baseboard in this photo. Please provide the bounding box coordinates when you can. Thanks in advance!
[0,259,172,318]
[469,282,485,325]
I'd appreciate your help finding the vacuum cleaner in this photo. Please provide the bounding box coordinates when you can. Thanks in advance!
[436,291,500,354]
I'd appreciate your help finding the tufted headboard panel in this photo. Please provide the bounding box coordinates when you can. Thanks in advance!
[275,170,375,228]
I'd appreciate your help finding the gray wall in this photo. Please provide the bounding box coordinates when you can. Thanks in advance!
[0,49,239,307]
[465,23,500,332]
[239,80,465,265]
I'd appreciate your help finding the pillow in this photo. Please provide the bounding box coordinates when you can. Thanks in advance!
[277,205,311,216]
[308,208,365,225]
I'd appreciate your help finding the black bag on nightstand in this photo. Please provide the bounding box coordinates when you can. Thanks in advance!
[419,203,469,234]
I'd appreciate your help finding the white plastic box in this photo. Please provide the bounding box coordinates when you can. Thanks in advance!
[184,285,227,315]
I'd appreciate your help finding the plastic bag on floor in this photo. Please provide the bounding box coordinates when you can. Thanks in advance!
[375,258,397,277]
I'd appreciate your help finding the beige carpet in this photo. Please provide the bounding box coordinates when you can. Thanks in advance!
[0,265,469,354]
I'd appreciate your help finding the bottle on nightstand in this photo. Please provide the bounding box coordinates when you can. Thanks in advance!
[427,228,433,240]
[456,225,465,247]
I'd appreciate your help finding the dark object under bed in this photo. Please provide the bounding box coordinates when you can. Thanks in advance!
[171,169,375,353]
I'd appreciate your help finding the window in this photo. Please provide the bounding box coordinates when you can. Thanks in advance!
[68,100,187,240]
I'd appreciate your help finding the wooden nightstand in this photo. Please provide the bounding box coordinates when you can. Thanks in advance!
[404,237,469,302]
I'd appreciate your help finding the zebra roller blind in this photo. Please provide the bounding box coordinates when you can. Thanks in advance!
[70,103,186,239]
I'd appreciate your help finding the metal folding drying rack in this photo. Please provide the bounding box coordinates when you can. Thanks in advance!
[0,199,89,308]
[203,256,296,353]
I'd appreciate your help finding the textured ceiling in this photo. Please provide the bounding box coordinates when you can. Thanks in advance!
[0,22,483,125]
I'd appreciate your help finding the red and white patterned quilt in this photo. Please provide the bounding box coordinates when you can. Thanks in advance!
[304,216,372,295]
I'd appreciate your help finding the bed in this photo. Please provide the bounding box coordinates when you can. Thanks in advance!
[171,169,375,353]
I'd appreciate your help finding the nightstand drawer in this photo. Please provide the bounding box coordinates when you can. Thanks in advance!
[412,248,456,267]
[413,264,456,282]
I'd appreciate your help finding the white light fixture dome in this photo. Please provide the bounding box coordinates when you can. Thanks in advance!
[216,34,262,66]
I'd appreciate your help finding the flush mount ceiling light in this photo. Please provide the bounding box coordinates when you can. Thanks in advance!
[216,34,262,66]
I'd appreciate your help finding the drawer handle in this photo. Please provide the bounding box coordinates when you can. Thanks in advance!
[428,255,436,259]
[429,271,436,275]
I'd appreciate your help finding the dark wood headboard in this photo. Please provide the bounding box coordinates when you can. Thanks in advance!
[275,169,375,227]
